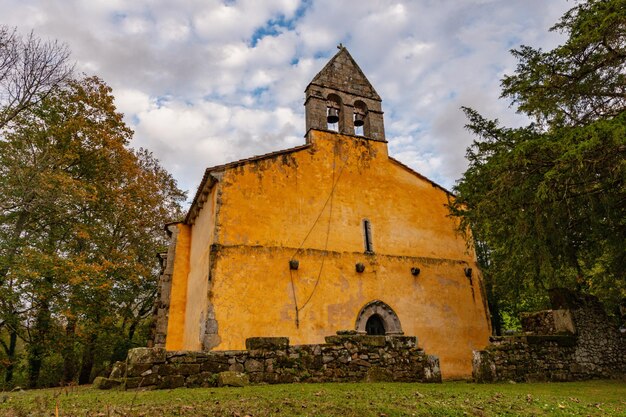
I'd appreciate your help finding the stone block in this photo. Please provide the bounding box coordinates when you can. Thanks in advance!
[124,377,143,389]
[158,375,185,389]
[217,371,250,387]
[245,337,289,350]
[360,336,386,347]
[385,336,417,348]
[157,364,176,376]
[364,366,393,382]
[200,359,230,373]
[185,372,216,388]
[351,359,371,368]
[168,351,198,363]
[324,335,343,345]
[109,361,126,379]
[127,347,166,364]
[127,363,153,377]
[93,377,122,390]
[244,359,264,372]
[229,363,244,373]
[423,355,442,383]
[137,373,159,387]
[553,310,576,334]
[174,363,201,375]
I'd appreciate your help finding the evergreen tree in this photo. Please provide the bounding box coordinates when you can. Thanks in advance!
[451,0,626,327]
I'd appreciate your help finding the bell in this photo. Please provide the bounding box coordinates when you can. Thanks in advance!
[354,112,365,127]
[327,107,339,124]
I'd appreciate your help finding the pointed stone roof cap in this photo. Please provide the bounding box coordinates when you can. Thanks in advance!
[306,47,381,101]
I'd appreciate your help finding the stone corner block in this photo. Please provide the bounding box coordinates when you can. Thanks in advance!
[127,347,166,364]
[424,355,442,383]
[245,337,289,350]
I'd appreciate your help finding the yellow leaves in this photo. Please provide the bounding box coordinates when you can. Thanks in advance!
[75,228,91,240]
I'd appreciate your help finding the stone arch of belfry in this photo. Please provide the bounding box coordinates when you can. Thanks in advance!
[355,300,404,335]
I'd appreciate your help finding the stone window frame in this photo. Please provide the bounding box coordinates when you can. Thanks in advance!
[355,300,404,335]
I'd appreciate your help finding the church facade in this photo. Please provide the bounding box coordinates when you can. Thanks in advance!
[153,47,491,379]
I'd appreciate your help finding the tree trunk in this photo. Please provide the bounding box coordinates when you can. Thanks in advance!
[78,334,96,385]
[27,299,52,388]
[3,326,17,384]
[486,282,503,336]
[62,318,77,384]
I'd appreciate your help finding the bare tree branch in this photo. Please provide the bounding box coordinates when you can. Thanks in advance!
[0,26,74,129]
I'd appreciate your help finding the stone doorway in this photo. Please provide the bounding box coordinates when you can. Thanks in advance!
[365,314,386,335]
[355,300,403,335]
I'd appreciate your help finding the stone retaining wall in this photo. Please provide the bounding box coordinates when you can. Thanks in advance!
[473,289,626,382]
[95,334,441,390]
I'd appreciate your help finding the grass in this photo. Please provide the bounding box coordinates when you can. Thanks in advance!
[1,380,625,417]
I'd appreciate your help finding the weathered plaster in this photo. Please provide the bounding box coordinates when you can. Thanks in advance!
[164,223,191,350]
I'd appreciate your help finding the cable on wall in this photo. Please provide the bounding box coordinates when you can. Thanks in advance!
[289,144,348,327]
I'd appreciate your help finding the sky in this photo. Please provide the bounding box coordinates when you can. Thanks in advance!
[1,0,573,202]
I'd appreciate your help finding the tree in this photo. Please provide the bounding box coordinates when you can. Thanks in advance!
[0,76,185,387]
[0,25,73,129]
[451,0,626,327]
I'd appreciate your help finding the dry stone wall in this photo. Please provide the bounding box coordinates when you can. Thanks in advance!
[473,289,626,382]
[96,334,441,390]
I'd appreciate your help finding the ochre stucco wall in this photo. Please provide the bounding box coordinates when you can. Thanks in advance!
[183,186,219,350]
[164,223,191,351]
[173,130,491,379]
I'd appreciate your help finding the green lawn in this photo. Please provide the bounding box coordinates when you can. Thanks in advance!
[1,380,625,416]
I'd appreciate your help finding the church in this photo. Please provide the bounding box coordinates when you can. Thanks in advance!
[152,47,491,379]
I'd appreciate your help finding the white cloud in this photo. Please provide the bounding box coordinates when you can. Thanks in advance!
[0,0,573,198]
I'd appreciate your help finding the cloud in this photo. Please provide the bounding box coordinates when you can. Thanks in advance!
[0,0,572,198]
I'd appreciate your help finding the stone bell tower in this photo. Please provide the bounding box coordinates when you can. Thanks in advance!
[304,46,385,141]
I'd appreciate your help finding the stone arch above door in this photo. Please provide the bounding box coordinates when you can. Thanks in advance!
[355,300,404,335]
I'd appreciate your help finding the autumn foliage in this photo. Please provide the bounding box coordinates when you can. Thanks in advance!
[0,47,185,387]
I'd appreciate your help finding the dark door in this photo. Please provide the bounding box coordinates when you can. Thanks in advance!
[365,314,386,335]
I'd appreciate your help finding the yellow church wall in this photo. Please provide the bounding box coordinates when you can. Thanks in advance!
[217,131,472,261]
[164,223,191,351]
[188,130,491,379]
[183,185,219,350]
[209,246,488,378]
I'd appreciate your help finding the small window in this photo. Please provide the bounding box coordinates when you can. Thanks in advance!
[363,219,373,253]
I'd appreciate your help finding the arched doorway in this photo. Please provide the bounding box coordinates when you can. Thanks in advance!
[365,314,386,335]
[355,300,403,335]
